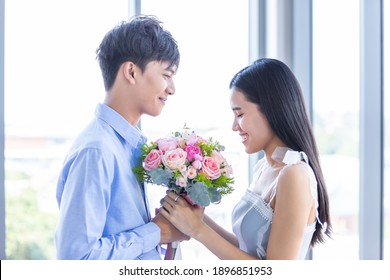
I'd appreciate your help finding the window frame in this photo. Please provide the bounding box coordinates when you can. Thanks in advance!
[0,0,386,260]
[359,0,384,259]
[1,0,6,261]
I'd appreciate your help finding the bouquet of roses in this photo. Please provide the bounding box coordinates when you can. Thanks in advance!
[134,128,234,207]
[133,128,234,259]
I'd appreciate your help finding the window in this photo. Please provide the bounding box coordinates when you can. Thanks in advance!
[140,0,249,259]
[312,0,360,259]
[2,0,386,261]
[4,0,129,259]
[4,0,249,260]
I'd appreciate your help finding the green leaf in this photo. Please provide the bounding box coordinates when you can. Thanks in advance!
[208,188,222,203]
[132,166,148,182]
[169,184,185,194]
[186,182,210,207]
[149,168,173,185]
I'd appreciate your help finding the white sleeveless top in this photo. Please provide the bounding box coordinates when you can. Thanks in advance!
[231,147,323,259]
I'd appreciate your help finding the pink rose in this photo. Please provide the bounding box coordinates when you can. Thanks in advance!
[184,144,202,161]
[143,149,162,170]
[187,166,197,179]
[157,137,178,152]
[175,176,187,187]
[211,151,224,165]
[179,165,187,178]
[194,154,202,161]
[201,156,221,180]
[179,165,187,173]
[222,164,233,177]
[162,148,187,170]
[211,151,232,176]
[192,159,202,170]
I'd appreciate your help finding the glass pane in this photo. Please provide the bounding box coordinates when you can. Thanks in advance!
[4,0,128,259]
[384,0,390,259]
[141,0,249,259]
[312,0,360,259]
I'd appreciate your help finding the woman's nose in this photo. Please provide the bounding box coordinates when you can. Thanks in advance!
[232,119,239,131]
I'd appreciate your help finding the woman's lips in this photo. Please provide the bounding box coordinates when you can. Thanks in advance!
[240,134,248,143]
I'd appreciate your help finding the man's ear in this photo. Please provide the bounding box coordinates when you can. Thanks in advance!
[123,61,136,84]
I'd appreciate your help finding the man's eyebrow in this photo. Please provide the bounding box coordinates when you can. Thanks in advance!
[165,66,177,75]
[232,107,242,111]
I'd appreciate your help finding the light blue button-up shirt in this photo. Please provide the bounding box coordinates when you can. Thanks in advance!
[55,103,161,260]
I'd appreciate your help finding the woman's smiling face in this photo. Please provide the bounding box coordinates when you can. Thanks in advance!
[230,88,276,154]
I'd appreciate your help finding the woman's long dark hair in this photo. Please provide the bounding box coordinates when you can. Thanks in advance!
[230,58,331,246]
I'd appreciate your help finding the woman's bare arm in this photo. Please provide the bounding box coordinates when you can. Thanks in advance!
[203,214,239,247]
[266,164,316,259]
[159,193,257,260]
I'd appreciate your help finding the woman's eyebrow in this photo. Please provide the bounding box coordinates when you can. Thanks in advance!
[232,107,242,111]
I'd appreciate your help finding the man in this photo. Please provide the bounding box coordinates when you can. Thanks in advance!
[55,15,187,259]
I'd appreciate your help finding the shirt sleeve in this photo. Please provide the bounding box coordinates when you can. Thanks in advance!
[55,148,161,260]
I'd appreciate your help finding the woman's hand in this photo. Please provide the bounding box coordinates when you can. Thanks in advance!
[159,191,205,238]
[152,211,190,244]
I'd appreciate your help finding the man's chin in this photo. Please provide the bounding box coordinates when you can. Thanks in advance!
[146,110,163,118]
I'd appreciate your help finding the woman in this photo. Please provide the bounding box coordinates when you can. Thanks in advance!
[160,58,331,260]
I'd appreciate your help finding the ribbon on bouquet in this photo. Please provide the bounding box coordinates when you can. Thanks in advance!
[164,240,181,260]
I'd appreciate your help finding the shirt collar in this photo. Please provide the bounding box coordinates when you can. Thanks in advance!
[95,103,147,149]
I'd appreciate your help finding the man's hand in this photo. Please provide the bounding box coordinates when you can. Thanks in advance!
[152,210,190,244]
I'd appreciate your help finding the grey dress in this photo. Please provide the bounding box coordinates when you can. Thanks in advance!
[232,147,324,259]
